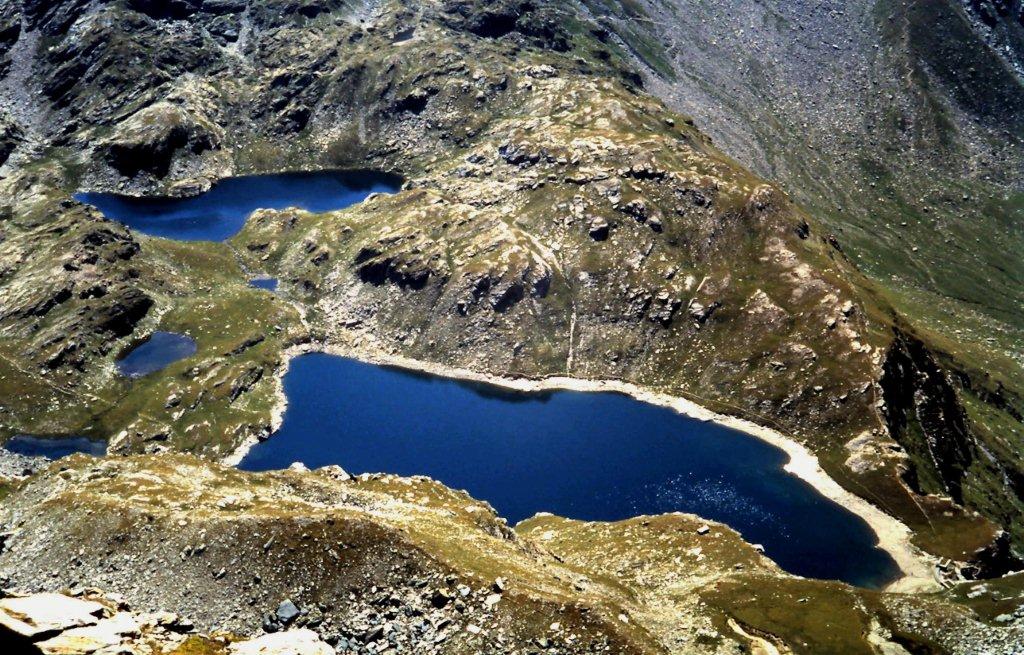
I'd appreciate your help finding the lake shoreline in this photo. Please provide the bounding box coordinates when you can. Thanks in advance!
[223,342,939,593]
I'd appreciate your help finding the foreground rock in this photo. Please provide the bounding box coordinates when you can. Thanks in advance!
[0,589,195,654]
[0,593,105,639]
[0,587,338,655]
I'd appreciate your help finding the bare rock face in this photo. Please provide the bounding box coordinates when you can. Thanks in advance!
[101,101,223,180]
[0,112,21,167]
[880,331,977,502]
[439,0,572,51]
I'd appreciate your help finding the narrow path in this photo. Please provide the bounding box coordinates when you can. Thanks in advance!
[567,306,577,375]
[728,619,789,655]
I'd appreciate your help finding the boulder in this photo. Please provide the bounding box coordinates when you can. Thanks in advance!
[588,217,610,241]
[0,594,105,640]
[315,465,351,481]
[275,599,300,625]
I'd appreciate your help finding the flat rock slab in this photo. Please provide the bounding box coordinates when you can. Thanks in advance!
[230,629,333,655]
[36,612,140,655]
[0,594,105,639]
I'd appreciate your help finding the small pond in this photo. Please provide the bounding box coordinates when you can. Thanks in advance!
[76,170,403,241]
[3,435,107,460]
[250,278,279,292]
[239,353,901,588]
[117,331,197,378]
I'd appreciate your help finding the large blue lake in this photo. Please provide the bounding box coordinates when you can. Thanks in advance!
[75,170,403,241]
[240,353,900,588]
[71,170,898,587]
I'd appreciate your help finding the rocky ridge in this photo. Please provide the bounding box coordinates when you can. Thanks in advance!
[1,455,1022,654]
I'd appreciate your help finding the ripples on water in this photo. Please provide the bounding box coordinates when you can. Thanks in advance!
[617,474,787,538]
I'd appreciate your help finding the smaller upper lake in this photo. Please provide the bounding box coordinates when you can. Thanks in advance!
[240,354,901,588]
[3,435,107,460]
[250,278,279,292]
[117,331,196,378]
[76,170,403,242]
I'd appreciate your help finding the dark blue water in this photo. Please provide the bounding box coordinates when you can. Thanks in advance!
[240,354,900,587]
[250,278,279,292]
[3,435,107,459]
[75,170,403,241]
[117,331,197,378]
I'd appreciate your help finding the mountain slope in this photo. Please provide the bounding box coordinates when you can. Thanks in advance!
[582,0,1024,564]
[0,0,1019,572]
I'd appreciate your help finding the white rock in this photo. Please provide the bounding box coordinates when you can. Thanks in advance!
[37,613,139,655]
[315,465,350,481]
[0,593,105,639]
[230,629,333,655]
